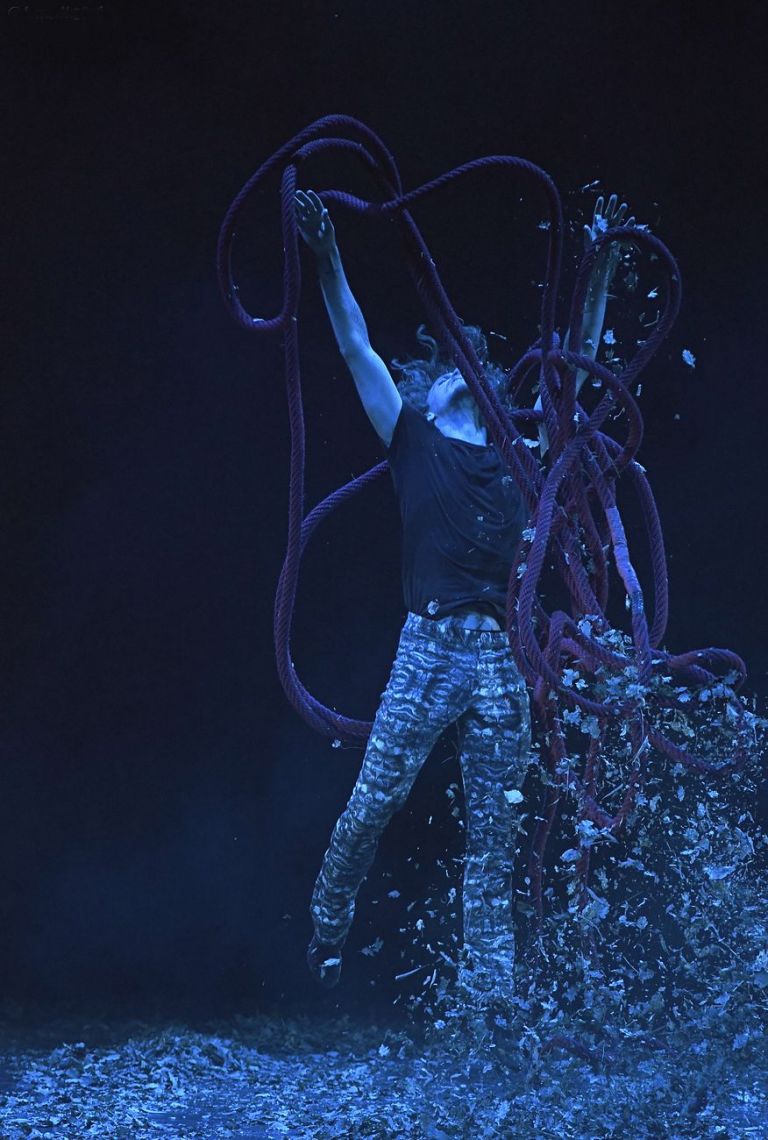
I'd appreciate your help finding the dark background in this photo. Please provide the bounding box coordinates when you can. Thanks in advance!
[2,1,766,1023]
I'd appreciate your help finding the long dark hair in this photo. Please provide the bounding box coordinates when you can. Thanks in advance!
[390,324,513,415]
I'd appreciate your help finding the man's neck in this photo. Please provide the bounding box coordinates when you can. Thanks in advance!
[435,409,488,445]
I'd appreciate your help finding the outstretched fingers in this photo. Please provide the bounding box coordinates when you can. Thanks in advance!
[306,188,325,213]
[295,188,325,218]
[588,192,640,254]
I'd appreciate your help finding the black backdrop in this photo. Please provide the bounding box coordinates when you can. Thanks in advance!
[2,1,766,1021]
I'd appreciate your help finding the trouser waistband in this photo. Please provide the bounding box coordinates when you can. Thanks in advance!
[405,611,512,647]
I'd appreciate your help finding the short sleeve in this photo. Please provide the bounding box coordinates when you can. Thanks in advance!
[387,400,429,458]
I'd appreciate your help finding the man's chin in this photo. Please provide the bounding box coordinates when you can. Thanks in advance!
[452,387,475,408]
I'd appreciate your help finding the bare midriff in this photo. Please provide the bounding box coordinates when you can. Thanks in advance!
[450,608,502,631]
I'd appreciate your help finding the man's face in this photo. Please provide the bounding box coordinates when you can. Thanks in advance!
[426,368,470,418]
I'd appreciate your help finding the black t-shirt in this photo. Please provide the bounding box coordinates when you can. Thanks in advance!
[386,400,528,623]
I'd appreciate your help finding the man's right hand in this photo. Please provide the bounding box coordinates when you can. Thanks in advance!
[294,189,337,256]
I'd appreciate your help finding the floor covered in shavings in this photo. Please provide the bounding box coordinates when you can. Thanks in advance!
[0,1011,766,1138]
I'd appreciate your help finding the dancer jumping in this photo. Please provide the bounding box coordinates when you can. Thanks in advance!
[295,187,631,1019]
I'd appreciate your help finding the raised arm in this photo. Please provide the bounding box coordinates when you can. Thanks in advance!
[294,190,402,447]
[537,193,637,458]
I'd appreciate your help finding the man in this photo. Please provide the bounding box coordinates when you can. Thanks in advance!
[294,187,628,1019]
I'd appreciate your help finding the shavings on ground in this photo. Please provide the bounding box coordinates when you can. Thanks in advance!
[2,663,766,1138]
[0,1006,766,1138]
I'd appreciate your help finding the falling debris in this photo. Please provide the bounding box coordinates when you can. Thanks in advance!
[503,788,524,804]
[603,329,616,345]
[682,348,696,368]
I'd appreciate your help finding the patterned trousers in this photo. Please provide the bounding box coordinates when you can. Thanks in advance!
[310,611,532,1009]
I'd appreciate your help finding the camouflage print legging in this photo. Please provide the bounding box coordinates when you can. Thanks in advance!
[310,611,531,1008]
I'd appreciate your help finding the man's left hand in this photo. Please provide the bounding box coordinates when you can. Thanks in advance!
[584,193,638,286]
